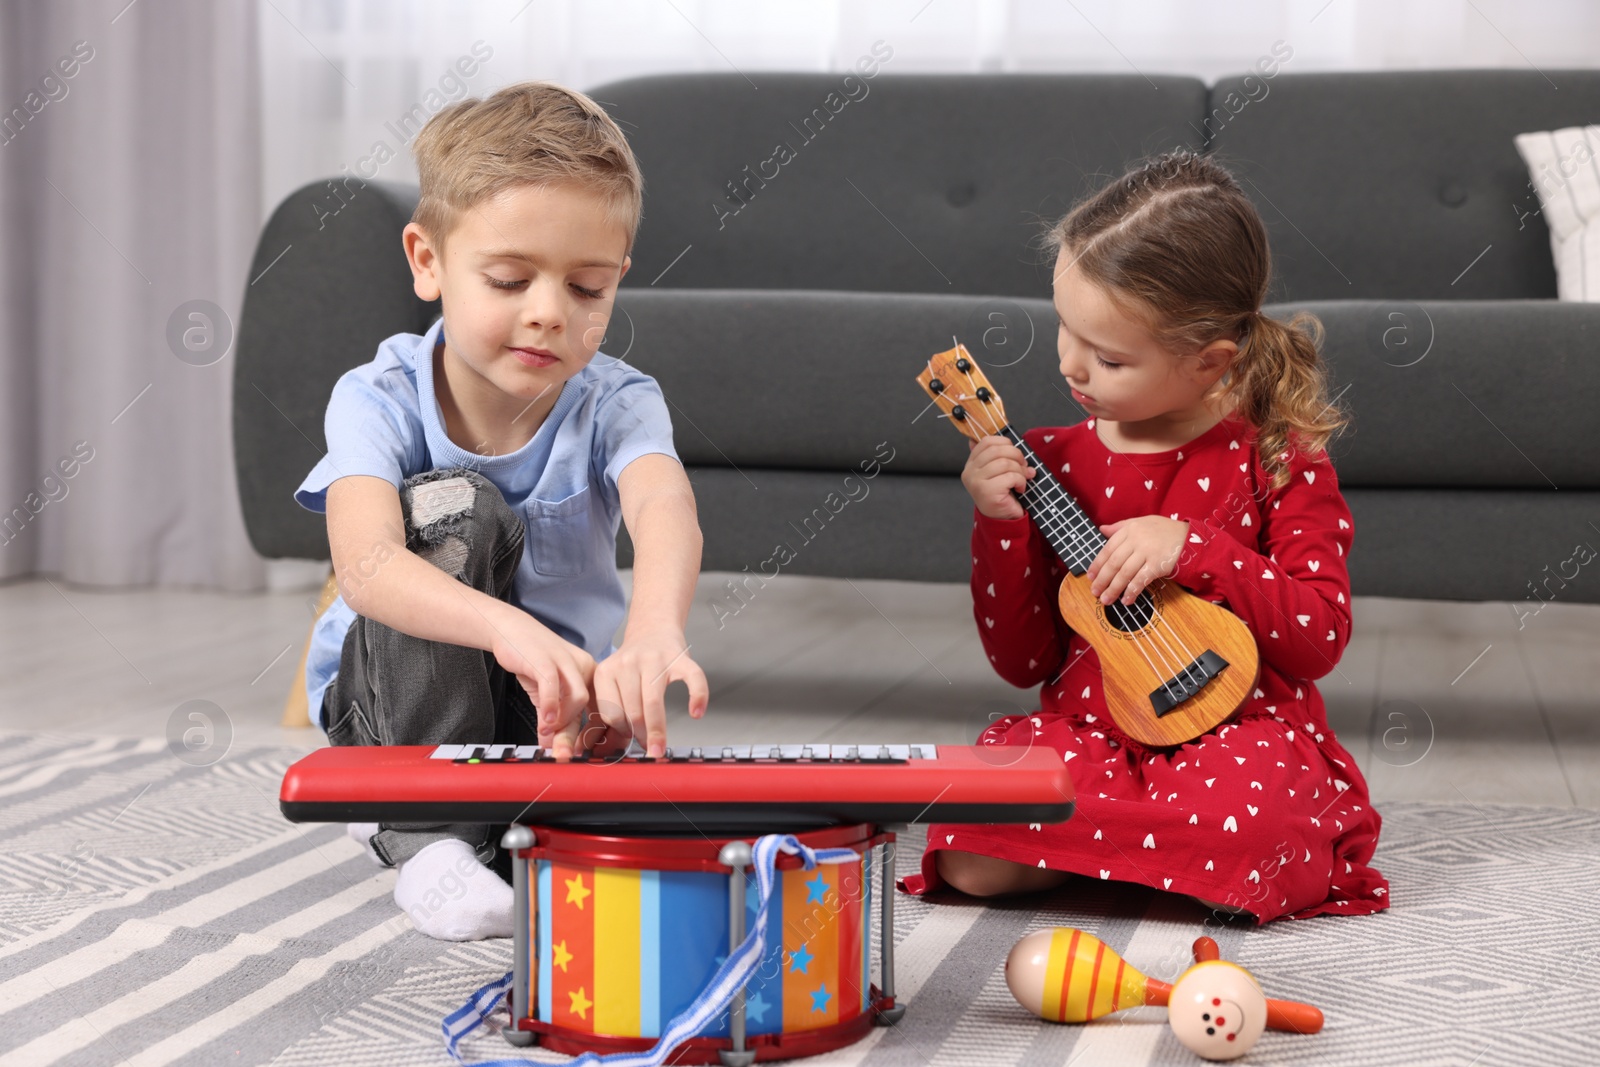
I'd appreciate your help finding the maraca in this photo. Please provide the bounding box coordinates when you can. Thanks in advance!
[1005,928,1323,1061]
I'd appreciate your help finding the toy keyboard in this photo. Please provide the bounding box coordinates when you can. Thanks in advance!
[278,743,1076,831]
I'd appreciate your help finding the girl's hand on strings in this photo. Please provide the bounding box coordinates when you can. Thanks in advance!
[963,436,1036,521]
[1088,516,1190,605]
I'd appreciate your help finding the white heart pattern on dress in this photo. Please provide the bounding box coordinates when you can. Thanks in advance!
[1000,539,1011,550]
[1309,560,1321,571]
[1305,470,1316,484]
[1105,486,1115,497]
[1198,477,1210,491]
[1297,614,1310,626]
[1223,816,1239,832]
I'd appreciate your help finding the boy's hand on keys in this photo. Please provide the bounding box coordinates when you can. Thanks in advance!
[963,435,1035,520]
[490,618,596,761]
[593,626,709,759]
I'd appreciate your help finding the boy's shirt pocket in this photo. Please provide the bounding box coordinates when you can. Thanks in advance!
[523,485,595,578]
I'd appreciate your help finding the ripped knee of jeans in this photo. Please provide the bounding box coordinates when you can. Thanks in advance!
[403,469,481,577]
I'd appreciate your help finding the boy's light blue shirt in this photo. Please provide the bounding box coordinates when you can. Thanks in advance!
[293,315,679,729]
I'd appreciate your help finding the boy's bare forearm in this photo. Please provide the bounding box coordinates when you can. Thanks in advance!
[622,489,702,640]
[336,545,524,653]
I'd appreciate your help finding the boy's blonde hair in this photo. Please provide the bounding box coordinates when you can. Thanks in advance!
[409,81,643,254]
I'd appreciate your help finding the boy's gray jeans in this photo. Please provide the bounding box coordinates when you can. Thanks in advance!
[322,466,539,867]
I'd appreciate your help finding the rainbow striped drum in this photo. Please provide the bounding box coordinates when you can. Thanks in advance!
[503,823,896,1063]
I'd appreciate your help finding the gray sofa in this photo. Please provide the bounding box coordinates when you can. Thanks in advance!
[236,70,1600,605]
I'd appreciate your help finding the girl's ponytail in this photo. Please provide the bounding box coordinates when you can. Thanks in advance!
[1224,308,1347,491]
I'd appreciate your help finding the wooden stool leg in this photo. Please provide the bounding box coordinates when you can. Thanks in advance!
[281,571,340,729]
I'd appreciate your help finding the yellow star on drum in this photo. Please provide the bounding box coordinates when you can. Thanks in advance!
[568,986,592,1020]
[553,939,573,972]
[565,873,591,909]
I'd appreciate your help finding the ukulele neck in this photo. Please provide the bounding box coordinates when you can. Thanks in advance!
[998,425,1107,576]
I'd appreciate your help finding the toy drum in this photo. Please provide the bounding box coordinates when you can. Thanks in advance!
[501,822,901,1063]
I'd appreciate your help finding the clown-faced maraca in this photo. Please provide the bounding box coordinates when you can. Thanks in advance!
[1005,929,1322,1061]
[1166,958,1268,1060]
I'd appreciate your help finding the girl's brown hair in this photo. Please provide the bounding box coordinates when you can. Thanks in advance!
[1047,149,1347,491]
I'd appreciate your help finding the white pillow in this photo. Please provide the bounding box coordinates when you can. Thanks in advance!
[1514,126,1600,301]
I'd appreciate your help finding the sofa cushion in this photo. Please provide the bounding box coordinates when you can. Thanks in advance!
[614,290,1600,491]
[1207,70,1600,302]
[593,72,1209,297]
[1514,125,1600,301]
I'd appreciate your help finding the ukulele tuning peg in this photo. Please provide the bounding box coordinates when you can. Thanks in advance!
[951,405,967,421]
[929,378,945,394]
[976,386,992,402]
[955,357,972,372]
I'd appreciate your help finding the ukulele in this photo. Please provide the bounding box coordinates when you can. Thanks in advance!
[917,343,1259,747]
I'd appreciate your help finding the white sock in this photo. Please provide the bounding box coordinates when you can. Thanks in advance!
[346,823,383,866]
[392,838,514,941]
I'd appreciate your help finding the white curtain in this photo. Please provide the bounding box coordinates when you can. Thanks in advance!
[0,0,265,592]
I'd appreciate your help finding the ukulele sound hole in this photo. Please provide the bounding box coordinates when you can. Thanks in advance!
[1101,590,1157,632]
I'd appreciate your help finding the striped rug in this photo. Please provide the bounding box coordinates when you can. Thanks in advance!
[1,732,1596,1066]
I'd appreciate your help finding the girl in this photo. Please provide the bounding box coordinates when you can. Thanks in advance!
[904,150,1389,922]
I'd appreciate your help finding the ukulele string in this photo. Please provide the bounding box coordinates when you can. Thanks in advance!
[942,354,1202,703]
[1006,433,1201,703]
[1009,434,1207,698]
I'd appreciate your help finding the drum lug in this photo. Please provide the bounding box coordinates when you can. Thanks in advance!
[876,835,907,1022]
[502,824,535,1043]
[718,841,756,1065]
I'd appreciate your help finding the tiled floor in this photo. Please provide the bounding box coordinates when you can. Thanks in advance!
[0,571,1593,808]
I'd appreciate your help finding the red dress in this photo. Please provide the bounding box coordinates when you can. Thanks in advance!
[904,413,1389,922]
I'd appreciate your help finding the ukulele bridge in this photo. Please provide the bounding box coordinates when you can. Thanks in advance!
[1149,650,1231,717]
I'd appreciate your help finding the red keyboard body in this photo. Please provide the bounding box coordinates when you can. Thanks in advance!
[278,743,1075,832]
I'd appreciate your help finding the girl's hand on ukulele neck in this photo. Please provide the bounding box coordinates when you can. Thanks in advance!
[1088,516,1190,605]
[963,435,1037,520]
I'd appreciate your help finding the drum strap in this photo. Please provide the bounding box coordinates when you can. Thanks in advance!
[441,833,861,1066]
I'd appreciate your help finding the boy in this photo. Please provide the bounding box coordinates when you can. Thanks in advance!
[292,82,708,940]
